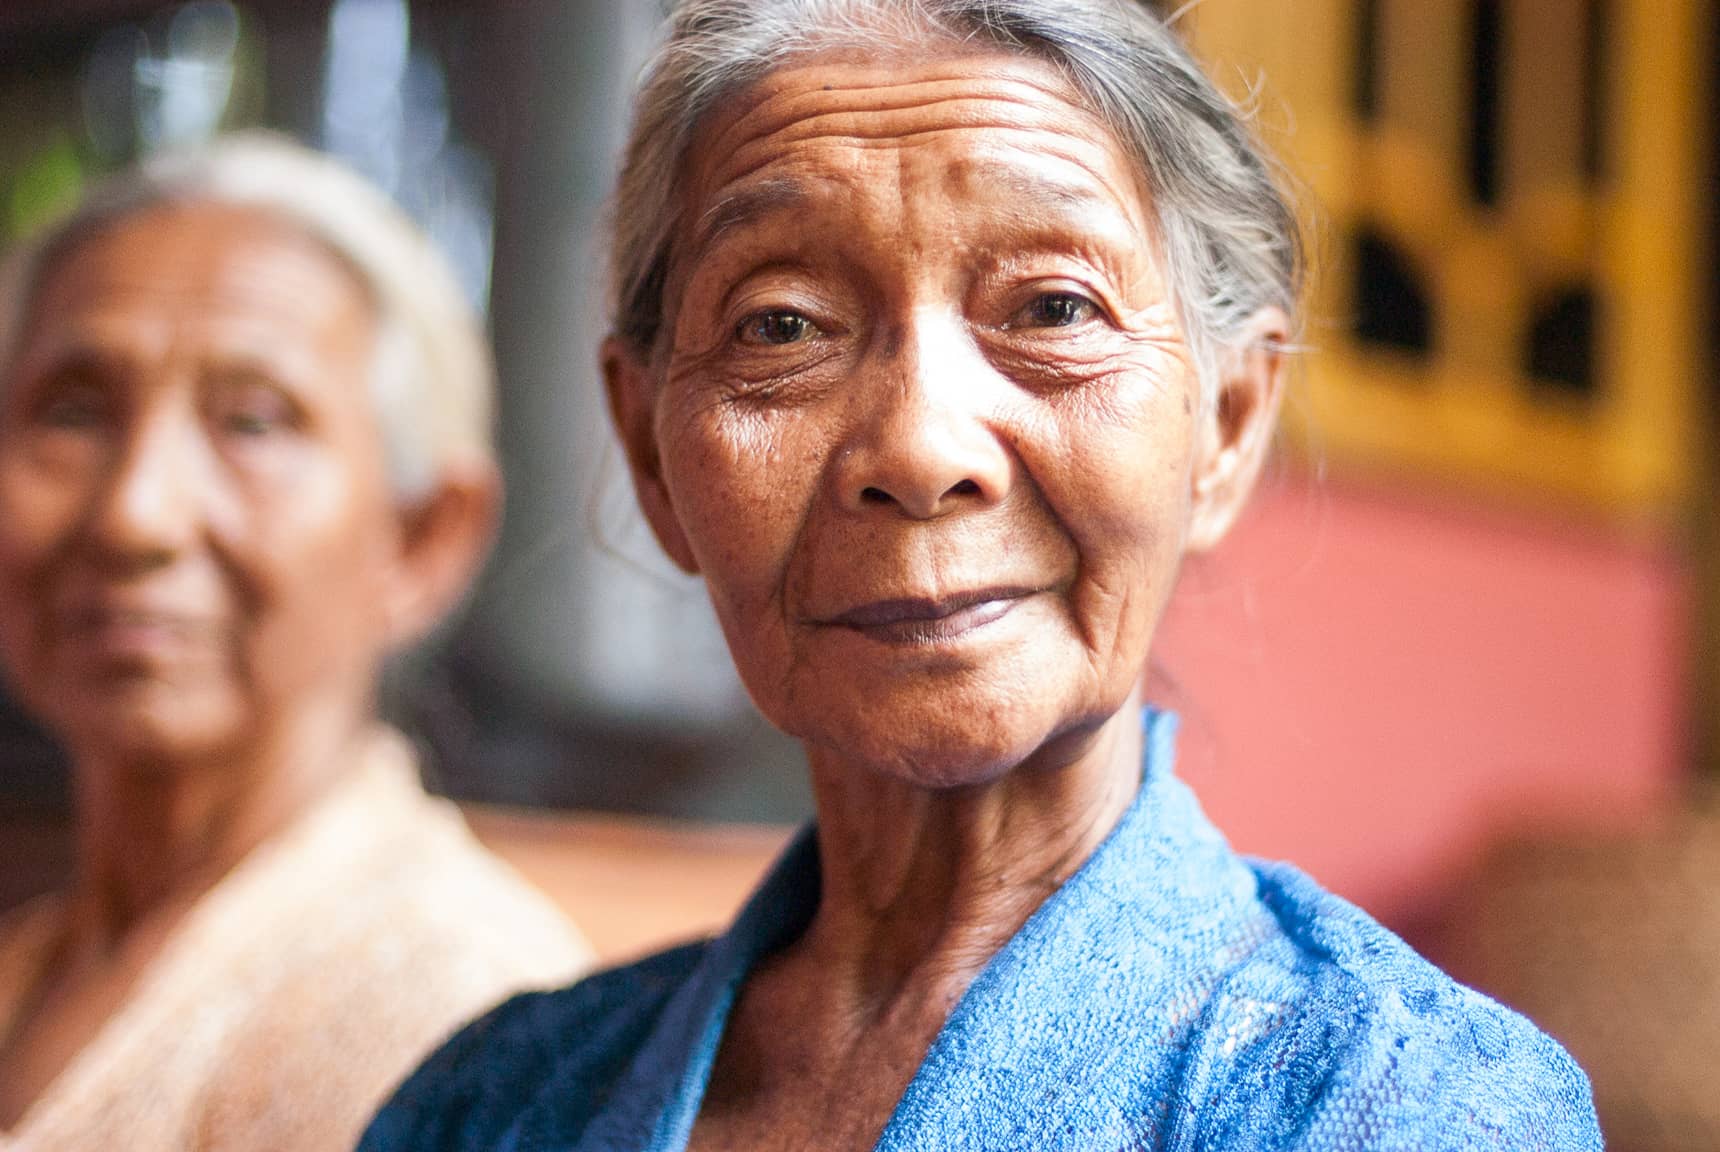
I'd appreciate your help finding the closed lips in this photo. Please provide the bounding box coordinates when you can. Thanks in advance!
[820,587,1039,643]
[67,604,210,633]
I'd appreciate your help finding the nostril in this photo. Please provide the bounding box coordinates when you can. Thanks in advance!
[860,486,893,505]
[947,479,980,497]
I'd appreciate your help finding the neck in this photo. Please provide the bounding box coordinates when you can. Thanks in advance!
[799,691,1144,1012]
[62,701,370,957]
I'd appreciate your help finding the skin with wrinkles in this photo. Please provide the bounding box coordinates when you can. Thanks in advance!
[605,47,1285,1152]
[0,202,497,1126]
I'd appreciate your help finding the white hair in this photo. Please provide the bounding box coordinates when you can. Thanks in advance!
[609,0,1303,397]
[0,132,493,498]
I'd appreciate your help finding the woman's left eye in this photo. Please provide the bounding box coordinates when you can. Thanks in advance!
[1008,292,1099,330]
[736,309,818,346]
[223,411,279,436]
[209,381,302,438]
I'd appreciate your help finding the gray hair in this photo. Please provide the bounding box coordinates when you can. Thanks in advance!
[609,0,1302,396]
[0,133,493,498]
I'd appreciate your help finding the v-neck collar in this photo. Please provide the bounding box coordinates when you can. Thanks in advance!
[0,730,423,1146]
[572,709,1266,1152]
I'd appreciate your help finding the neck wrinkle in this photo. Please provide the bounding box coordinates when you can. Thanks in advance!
[63,699,373,956]
[799,692,1144,1013]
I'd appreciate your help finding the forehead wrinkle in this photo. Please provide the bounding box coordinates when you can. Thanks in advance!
[715,58,1092,147]
[700,83,1143,223]
[719,97,1111,177]
[38,204,377,327]
[23,259,365,395]
[703,123,1140,232]
[683,53,1134,241]
[697,51,1107,177]
[13,281,173,375]
[747,91,1090,146]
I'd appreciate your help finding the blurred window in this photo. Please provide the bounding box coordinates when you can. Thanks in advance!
[1465,0,1504,206]
[1353,225,1434,357]
[1527,286,1599,398]
[1176,0,1700,523]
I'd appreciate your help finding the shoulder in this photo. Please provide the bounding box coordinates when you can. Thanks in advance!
[352,730,593,975]
[359,940,709,1152]
[1174,860,1601,1151]
[203,794,597,1141]
[280,739,594,993]
[262,801,593,1034]
[350,779,595,991]
[392,827,591,980]
[196,835,593,1151]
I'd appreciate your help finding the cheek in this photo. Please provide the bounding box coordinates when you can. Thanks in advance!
[224,460,395,665]
[1038,375,1197,659]
[0,460,83,656]
[0,456,82,569]
[658,403,840,723]
[660,404,821,615]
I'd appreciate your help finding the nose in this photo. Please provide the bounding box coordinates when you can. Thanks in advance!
[84,408,205,570]
[835,316,1013,519]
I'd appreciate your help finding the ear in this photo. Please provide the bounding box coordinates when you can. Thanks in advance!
[601,335,699,574]
[380,459,502,648]
[1186,307,1289,552]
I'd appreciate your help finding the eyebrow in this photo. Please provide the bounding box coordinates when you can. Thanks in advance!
[18,340,137,383]
[692,177,812,253]
[18,331,321,397]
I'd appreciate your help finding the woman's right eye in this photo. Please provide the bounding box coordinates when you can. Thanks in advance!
[33,382,110,430]
[736,310,817,346]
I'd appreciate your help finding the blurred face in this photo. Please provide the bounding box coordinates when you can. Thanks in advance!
[611,49,1276,785]
[0,202,404,766]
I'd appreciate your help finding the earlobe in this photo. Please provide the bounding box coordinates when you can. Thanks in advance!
[600,335,700,574]
[1186,307,1289,552]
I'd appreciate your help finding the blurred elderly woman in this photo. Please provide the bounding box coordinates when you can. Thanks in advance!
[365,2,1600,1149]
[0,136,589,1151]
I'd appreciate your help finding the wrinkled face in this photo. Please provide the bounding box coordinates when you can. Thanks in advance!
[0,202,403,765]
[614,49,1264,786]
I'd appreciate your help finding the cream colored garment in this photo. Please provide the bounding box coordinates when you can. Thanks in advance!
[0,729,591,1152]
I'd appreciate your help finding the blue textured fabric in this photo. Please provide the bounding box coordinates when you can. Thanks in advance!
[361,711,1602,1151]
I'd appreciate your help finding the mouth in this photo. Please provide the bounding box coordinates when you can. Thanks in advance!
[821,586,1039,645]
[64,605,217,664]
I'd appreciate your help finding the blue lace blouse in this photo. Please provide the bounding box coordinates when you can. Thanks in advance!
[361,710,1602,1151]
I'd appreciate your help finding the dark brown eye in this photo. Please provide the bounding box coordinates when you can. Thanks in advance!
[33,379,111,431]
[738,310,816,346]
[222,410,279,437]
[207,377,304,439]
[1011,292,1097,330]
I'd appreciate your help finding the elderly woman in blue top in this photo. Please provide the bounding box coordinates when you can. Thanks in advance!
[363,1,1601,1149]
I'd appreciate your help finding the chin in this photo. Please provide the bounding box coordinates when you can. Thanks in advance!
[788,674,1076,790]
[50,687,246,771]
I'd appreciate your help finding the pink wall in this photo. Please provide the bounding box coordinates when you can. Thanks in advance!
[1151,474,1689,926]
